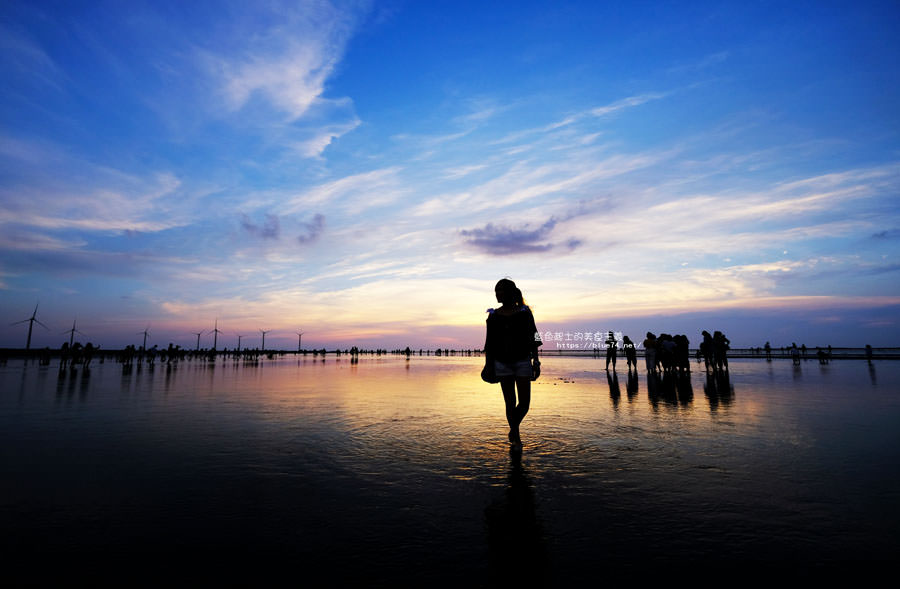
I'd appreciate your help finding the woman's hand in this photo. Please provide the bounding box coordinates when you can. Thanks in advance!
[531,359,541,381]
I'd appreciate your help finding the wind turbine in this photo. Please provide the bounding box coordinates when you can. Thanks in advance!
[259,329,271,351]
[211,318,223,350]
[137,325,151,350]
[235,333,245,353]
[12,303,48,350]
[191,331,204,351]
[296,330,305,352]
[63,319,86,347]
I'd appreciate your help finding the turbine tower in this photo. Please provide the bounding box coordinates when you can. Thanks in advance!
[138,325,151,350]
[296,330,305,353]
[191,331,204,351]
[259,329,271,351]
[12,304,48,350]
[235,333,245,353]
[211,318,222,350]
[63,319,85,347]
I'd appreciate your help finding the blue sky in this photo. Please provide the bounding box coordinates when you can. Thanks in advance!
[1,0,899,350]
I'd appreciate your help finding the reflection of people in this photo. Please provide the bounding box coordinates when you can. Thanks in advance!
[484,451,547,585]
[485,279,542,448]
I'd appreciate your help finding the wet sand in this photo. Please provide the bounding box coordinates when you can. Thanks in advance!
[2,356,898,583]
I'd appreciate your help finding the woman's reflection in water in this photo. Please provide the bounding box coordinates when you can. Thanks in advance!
[626,368,639,400]
[607,370,620,408]
[484,448,547,587]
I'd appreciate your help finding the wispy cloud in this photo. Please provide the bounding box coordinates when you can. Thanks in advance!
[442,164,488,179]
[413,149,673,217]
[590,92,669,117]
[0,25,65,90]
[284,167,406,213]
[204,2,360,122]
[667,51,729,74]
[0,169,188,234]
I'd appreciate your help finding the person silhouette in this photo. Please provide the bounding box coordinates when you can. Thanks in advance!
[700,330,714,371]
[642,332,657,373]
[484,279,542,448]
[713,331,730,372]
[622,335,637,371]
[605,331,618,370]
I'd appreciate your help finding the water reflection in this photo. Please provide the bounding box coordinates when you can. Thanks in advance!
[607,371,620,407]
[2,356,898,581]
[703,370,734,411]
[658,372,679,407]
[676,372,693,406]
[485,447,547,586]
[52,365,91,402]
[626,368,639,399]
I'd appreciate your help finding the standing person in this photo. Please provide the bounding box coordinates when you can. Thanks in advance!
[714,331,730,372]
[642,332,657,374]
[700,330,714,371]
[605,331,618,371]
[623,335,637,371]
[484,279,542,448]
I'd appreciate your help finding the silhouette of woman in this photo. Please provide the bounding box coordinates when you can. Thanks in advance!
[642,332,657,373]
[484,279,542,448]
[622,335,637,371]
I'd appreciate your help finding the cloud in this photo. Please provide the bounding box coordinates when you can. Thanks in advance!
[667,51,729,74]
[207,2,360,122]
[297,213,325,244]
[285,167,406,213]
[0,25,64,90]
[0,168,188,234]
[442,164,488,180]
[289,116,361,158]
[241,213,280,239]
[459,218,581,255]
[590,92,669,117]
[413,150,672,217]
[871,229,899,240]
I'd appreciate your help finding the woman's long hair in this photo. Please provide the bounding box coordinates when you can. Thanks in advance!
[496,278,526,308]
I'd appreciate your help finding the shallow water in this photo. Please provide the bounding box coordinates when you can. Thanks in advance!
[2,356,898,583]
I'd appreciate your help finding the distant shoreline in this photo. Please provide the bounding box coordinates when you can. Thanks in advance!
[2,346,899,361]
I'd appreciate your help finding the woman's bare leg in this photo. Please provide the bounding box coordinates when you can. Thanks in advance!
[501,377,531,443]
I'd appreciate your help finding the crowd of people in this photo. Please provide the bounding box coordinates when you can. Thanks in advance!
[601,330,732,374]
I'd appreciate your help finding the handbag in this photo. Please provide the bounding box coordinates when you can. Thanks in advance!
[481,359,499,383]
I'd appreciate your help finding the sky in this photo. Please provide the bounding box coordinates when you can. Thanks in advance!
[1,0,899,351]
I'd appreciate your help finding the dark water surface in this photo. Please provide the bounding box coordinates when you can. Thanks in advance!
[2,356,898,584]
